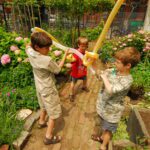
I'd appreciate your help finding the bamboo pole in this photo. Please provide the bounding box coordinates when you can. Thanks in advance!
[48,7,51,28]
[17,4,24,34]
[31,3,35,27]
[27,3,33,28]
[12,3,17,32]
[38,5,42,27]
[23,5,28,34]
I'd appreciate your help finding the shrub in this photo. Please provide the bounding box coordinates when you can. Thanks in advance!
[0,98,24,147]
[100,30,150,99]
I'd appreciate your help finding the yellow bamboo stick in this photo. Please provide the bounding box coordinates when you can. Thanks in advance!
[93,0,125,53]
[33,27,59,42]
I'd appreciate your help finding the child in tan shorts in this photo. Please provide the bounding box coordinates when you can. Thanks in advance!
[26,32,68,145]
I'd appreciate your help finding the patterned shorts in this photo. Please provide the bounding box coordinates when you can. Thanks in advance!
[37,89,62,119]
[99,115,118,133]
[102,120,118,133]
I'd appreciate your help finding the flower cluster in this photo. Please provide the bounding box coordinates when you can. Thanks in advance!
[111,30,150,53]
[6,89,16,97]
[0,36,30,66]
[1,54,11,65]
[100,30,150,63]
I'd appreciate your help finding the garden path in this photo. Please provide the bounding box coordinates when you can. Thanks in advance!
[23,43,104,150]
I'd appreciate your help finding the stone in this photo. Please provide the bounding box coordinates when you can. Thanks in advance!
[13,131,30,150]
[24,110,40,131]
[17,109,32,120]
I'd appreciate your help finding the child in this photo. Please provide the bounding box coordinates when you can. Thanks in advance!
[26,32,68,145]
[69,37,89,102]
[92,47,141,150]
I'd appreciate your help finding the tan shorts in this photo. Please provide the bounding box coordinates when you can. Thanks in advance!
[37,88,62,119]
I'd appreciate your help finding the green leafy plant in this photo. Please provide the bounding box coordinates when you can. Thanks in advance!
[81,22,104,41]
[0,86,39,111]
[100,30,150,100]
[113,118,129,141]
[0,98,24,147]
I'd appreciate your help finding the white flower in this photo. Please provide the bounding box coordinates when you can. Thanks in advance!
[10,45,19,51]
[15,36,23,42]
[14,49,21,55]
[17,57,22,62]
[54,50,62,57]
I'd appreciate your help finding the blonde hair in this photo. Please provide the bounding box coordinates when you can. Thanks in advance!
[77,37,88,45]
[115,47,141,68]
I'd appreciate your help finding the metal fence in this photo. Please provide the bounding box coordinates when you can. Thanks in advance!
[0,2,147,37]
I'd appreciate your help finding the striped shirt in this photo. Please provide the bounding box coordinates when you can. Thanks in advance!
[96,69,133,123]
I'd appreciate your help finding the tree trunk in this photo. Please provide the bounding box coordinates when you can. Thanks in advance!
[77,15,80,37]
[27,4,33,28]
[17,4,24,33]
[23,5,28,34]
[48,7,51,28]
[38,5,42,27]
[31,4,35,27]
[12,3,16,32]
[2,3,8,30]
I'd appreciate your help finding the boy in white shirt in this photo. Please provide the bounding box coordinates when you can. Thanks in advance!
[26,32,68,145]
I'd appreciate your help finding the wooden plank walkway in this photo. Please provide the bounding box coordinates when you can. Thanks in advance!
[23,42,105,150]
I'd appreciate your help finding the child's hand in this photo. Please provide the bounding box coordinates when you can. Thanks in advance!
[65,49,69,55]
[95,72,101,81]
[25,43,31,48]
[100,71,108,79]
[68,49,73,54]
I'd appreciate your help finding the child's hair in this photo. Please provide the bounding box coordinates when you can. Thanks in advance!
[77,37,88,45]
[114,47,141,68]
[31,32,52,49]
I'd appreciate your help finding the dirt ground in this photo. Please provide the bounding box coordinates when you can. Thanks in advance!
[23,42,105,150]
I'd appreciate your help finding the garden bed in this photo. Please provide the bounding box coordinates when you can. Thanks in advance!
[127,108,150,146]
[139,110,150,136]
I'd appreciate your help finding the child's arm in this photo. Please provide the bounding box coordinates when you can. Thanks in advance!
[58,49,69,68]
[100,71,112,94]
[46,49,69,74]
[101,71,133,95]
[94,69,112,81]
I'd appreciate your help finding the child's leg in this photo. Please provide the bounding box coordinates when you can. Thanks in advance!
[39,109,47,124]
[46,118,55,139]
[70,81,75,96]
[37,92,47,125]
[69,81,76,101]
[83,79,87,88]
[100,130,112,150]
[44,118,61,144]
[42,91,62,144]
[82,77,89,92]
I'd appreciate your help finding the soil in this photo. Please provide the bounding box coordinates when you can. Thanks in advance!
[139,111,150,136]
